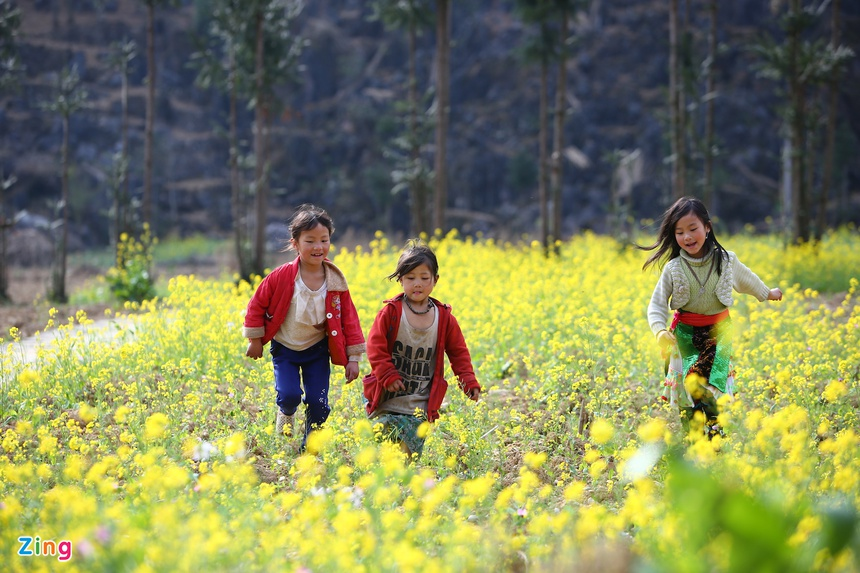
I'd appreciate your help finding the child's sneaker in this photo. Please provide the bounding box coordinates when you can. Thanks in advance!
[276,410,294,436]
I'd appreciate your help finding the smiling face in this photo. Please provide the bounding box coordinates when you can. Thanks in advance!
[292,222,330,268]
[400,263,437,306]
[674,212,711,258]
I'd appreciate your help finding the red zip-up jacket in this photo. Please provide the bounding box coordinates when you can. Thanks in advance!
[363,294,480,422]
[242,257,365,366]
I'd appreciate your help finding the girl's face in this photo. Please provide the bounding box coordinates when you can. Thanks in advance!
[674,212,710,258]
[400,263,437,305]
[292,223,330,268]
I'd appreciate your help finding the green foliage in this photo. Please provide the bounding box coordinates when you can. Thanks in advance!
[41,64,88,117]
[105,225,157,303]
[68,278,113,306]
[368,0,433,32]
[655,450,860,573]
[734,224,860,293]
[515,0,558,65]
[382,97,435,198]
[0,0,21,93]
[153,234,229,263]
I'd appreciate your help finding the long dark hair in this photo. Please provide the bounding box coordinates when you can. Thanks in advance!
[387,239,439,281]
[284,204,335,251]
[638,196,727,274]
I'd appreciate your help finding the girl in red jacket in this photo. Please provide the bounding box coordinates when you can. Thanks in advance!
[363,240,481,458]
[243,204,365,450]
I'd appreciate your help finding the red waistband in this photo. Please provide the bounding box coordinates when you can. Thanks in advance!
[671,309,730,329]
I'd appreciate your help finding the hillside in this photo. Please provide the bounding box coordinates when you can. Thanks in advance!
[1,0,859,259]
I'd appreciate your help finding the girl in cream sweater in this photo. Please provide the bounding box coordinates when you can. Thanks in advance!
[640,197,783,437]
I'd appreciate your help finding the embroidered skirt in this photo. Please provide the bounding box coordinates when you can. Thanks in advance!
[372,412,427,457]
[661,311,735,418]
[662,345,735,411]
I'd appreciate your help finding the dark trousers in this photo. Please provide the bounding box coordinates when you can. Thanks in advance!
[270,338,331,429]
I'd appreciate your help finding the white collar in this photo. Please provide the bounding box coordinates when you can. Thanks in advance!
[678,246,714,266]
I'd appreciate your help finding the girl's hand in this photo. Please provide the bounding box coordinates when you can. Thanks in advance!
[246,339,263,359]
[466,387,481,402]
[344,362,359,383]
[384,379,405,393]
[656,329,675,348]
[768,288,783,301]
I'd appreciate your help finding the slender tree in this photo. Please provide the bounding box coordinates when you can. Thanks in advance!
[516,0,555,252]
[143,0,156,228]
[817,0,840,239]
[752,1,853,243]
[43,65,88,303]
[229,38,248,277]
[432,0,450,232]
[0,0,22,304]
[192,0,255,279]
[249,0,305,276]
[668,0,686,199]
[547,0,582,247]
[550,2,569,244]
[538,43,550,250]
[192,0,304,279]
[107,39,136,257]
[141,0,178,231]
[252,5,268,274]
[702,0,717,207]
[370,0,434,236]
[787,0,808,241]
[0,173,15,305]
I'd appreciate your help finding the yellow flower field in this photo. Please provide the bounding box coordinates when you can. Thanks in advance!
[1,228,859,572]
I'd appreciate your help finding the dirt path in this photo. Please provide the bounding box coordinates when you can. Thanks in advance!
[4,316,133,366]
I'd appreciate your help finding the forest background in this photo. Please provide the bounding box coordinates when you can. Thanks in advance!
[0,0,859,303]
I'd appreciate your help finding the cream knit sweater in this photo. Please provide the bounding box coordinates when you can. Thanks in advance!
[647,248,771,335]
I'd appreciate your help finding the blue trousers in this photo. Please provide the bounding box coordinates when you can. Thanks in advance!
[270,338,331,429]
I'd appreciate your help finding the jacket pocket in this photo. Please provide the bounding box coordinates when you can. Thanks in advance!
[362,373,379,403]
[437,377,449,392]
[429,377,448,406]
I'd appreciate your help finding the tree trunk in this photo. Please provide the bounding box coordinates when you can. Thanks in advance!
[788,0,808,243]
[781,137,792,238]
[550,8,567,246]
[230,51,251,281]
[817,0,840,240]
[51,115,70,303]
[703,0,717,208]
[116,52,129,259]
[805,115,815,236]
[253,11,267,275]
[668,0,685,198]
[679,0,689,194]
[433,0,450,232]
[797,86,809,241]
[407,17,428,236]
[143,1,155,229]
[121,51,129,238]
[539,56,549,253]
[0,179,9,304]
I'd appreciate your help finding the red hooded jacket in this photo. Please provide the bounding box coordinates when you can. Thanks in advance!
[242,257,365,366]
[363,294,480,422]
